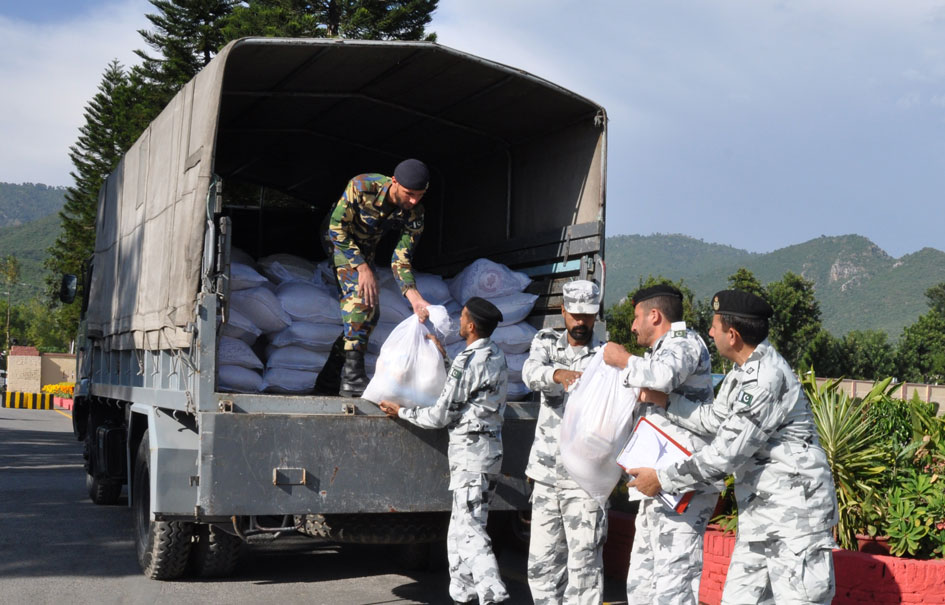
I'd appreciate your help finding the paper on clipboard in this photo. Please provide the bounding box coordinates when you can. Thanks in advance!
[617,416,694,513]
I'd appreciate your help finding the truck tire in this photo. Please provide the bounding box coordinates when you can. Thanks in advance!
[86,472,122,505]
[189,524,242,577]
[133,430,193,580]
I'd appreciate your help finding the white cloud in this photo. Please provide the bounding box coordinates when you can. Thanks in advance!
[0,0,150,186]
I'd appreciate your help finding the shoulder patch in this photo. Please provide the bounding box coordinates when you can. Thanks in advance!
[406,218,423,229]
[740,360,760,383]
[736,390,754,406]
[450,368,463,380]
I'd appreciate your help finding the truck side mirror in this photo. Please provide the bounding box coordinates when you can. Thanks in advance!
[59,274,78,304]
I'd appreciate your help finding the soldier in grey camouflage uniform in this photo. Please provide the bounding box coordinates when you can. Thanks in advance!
[627,290,839,605]
[522,280,607,605]
[380,296,509,605]
[319,158,433,397]
[602,284,717,605]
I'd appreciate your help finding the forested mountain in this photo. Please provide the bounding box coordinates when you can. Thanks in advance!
[0,182,66,228]
[605,233,945,338]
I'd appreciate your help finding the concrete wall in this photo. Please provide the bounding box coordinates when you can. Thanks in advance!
[41,354,76,386]
[7,355,41,393]
[815,377,945,416]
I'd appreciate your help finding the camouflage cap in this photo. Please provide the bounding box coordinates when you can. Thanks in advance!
[562,280,600,314]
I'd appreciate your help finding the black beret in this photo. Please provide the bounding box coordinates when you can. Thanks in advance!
[632,284,682,306]
[465,296,503,326]
[393,158,430,190]
[712,290,774,320]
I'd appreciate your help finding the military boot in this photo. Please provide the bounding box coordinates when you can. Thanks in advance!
[313,335,345,396]
[339,349,369,398]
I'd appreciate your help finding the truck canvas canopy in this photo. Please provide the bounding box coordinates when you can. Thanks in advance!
[87,37,607,351]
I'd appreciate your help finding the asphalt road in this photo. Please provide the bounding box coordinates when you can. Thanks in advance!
[0,406,627,605]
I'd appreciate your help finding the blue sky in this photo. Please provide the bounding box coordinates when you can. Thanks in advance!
[2,1,944,258]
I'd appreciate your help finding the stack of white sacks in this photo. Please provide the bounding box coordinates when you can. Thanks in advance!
[444,258,538,401]
[217,250,538,400]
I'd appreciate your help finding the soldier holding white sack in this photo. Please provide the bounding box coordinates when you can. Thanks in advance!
[627,290,838,605]
[379,297,509,605]
[522,280,607,605]
[602,284,716,605]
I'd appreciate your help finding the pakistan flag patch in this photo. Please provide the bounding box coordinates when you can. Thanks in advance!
[450,368,463,380]
[737,390,754,405]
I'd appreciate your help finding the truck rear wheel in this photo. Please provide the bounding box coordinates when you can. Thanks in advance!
[86,472,122,505]
[133,430,193,580]
[189,524,242,577]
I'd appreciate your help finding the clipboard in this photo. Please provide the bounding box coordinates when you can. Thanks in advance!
[616,416,694,513]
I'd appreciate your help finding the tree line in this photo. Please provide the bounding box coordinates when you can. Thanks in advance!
[9,0,437,357]
[607,270,945,384]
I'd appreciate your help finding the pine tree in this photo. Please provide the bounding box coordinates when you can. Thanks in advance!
[222,0,438,41]
[134,0,240,120]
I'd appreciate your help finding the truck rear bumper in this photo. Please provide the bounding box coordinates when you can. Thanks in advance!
[194,410,535,517]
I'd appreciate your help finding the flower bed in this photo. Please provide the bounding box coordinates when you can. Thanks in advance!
[699,527,945,605]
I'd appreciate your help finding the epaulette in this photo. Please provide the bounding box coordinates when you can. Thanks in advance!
[537,328,560,341]
[740,360,760,384]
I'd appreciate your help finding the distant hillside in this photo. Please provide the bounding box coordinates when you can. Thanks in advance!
[0,182,66,228]
[0,213,61,304]
[605,234,945,338]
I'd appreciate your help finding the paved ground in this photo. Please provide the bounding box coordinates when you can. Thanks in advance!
[0,406,628,604]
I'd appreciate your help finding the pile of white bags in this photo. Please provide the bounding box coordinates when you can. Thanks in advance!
[217,250,537,401]
[446,260,537,400]
[560,346,640,505]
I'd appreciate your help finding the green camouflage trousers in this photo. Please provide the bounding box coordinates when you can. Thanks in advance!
[335,264,379,352]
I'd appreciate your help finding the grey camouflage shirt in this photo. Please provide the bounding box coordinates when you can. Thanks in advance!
[522,329,602,487]
[399,337,508,490]
[658,339,839,539]
[621,322,715,461]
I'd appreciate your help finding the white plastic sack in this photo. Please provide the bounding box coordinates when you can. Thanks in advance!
[507,380,531,401]
[560,346,640,506]
[492,322,539,355]
[230,247,256,266]
[490,292,539,326]
[230,262,268,290]
[368,321,400,355]
[425,304,454,341]
[221,308,263,344]
[265,346,330,372]
[506,352,528,383]
[415,272,452,304]
[218,365,263,393]
[261,367,316,394]
[276,281,342,324]
[361,316,448,407]
[258,254,317,283]
[269,322,340,351]
[230,286,291,333]
[218,336,264,370]
[448,258,531,304]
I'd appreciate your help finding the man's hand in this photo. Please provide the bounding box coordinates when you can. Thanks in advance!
[639,388,668,408]
[356,264,378,308]
[626,467,662,497]
[378,400,401,417]
[553,369,582,391]
[603,342,632,368]
[404,287,430,322]
[426,333,447,358]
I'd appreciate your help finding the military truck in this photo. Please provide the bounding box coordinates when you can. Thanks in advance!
[67,37,607,580]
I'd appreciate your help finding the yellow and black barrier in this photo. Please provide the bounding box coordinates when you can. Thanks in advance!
[3,392,54,410]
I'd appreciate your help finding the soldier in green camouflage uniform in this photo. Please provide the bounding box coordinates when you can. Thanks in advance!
[603,284,717,605]
[522,280,607,605]
[627,290,838,605]
[319,159,432,397]
[380,297,509,605]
